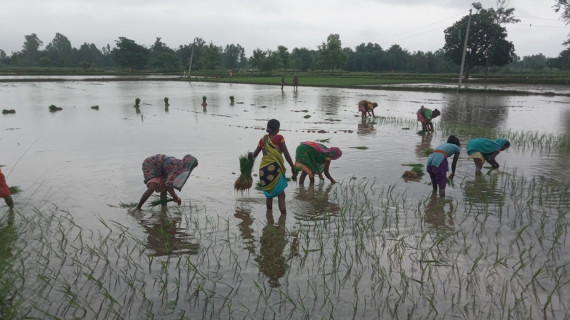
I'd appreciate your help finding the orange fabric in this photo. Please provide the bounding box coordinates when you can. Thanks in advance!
[432,150,449,157]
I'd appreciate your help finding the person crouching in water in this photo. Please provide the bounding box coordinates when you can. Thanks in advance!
[426,135,461,196]
[135,154,198,210]
[249,119,296,215]
[466,138,510,175]
[293,141,342,185]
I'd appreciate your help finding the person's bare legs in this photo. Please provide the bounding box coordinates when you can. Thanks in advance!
[277,192,286,215]
[299,172,308,184]
[474,159,484,175]
[266,198,273,211]
[4,195,13,209]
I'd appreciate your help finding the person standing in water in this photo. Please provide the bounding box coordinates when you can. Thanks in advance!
[249,119,296,215]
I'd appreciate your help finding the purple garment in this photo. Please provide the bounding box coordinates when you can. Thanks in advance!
[427,157,448,190]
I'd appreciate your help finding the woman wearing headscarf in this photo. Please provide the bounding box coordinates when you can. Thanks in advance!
[293,141,342,184]
[135,154,198,210]
[467,138,510,174]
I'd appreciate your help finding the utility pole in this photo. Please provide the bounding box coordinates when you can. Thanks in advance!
[458,9,472,91]
[188,41,195,79]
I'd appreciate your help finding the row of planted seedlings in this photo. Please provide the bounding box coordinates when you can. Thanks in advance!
[1,165,569,319]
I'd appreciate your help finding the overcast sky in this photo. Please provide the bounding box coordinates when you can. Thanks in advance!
[1,0,567,58]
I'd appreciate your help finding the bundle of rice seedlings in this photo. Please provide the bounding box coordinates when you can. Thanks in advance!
[401,163,425,177]
[234,154,255,191]
[8,186,21,194]
[423,148,434,157]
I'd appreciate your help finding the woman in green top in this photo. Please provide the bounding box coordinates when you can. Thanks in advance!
[293,141,342,185]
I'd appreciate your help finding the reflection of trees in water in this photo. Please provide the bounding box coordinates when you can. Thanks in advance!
[0,210,16,316]
[294,183,340,221]
[318,95,341,114]
[234,206,256,254]
[136,208,199,257]
[357,118,376,135]
[424,193,454,230]
[462,174,504,207]
[256,212,287,288]
[442,93,508,128]
[415,132,433,157]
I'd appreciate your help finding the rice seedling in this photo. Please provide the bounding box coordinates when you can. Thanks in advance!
[134,98,140,107]
[48,104,62,112]
[164,97,169,106]
[2,109,16,114]
[90,105,99,110]
[351,146,368,150]
[2,163,569,319]
[234,154,255,191]
[229,96,235,103]
[303,115,311,119]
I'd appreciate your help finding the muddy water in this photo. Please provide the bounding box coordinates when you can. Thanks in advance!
[1,80,570,318]
[1,80,569,217]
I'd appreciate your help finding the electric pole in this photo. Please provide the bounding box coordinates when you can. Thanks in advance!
[458,9,472,91]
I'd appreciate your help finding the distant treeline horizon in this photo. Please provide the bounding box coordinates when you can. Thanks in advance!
[0,32,567,74]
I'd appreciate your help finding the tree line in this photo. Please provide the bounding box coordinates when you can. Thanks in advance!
[1,2,568,74]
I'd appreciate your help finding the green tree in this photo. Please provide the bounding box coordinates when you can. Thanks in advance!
[111,37,149,70]
[45,33,73,67]
[277,45,290,71]
[76,43,104,68]
[318,34,347,71]
[290,47,314,71]
[148,37,180,71]
[20,33,43,66]
[443,2,516,79]
[250,49,266,74]
[222,44,246,70]
[199,42,222,71]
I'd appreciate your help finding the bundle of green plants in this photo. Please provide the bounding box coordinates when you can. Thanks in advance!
[229,96,235,102]
[2,109,15,114]
[423,148,434,157]
[8,186,21,194]
[135,98,140,107]
[164,97,169,104]
[202,96,207,102]
[402,163,425,176]
[90,105,99,110]
[49,105,62,112]
[234,154,255,191]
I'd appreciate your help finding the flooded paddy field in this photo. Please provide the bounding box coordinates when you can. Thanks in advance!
[1,79,570,319]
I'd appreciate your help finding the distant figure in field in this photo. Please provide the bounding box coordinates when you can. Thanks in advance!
[416,105,441,132]
[293,74,299,91]
[135,154,198,210]
[0,168,14,208]
[281,75,285,91]
[426,135,461,197]
[358,100,377,119]
[467,138,510,175]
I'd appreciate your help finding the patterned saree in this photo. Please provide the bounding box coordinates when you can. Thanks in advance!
[259,135,288,198]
